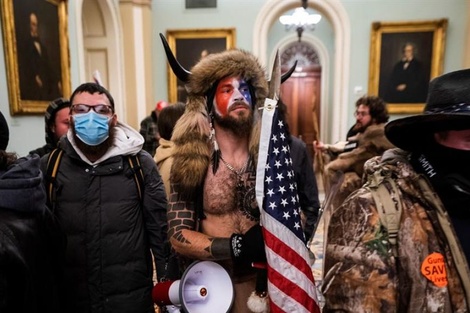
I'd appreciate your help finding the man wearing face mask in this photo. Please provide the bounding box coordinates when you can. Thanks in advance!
[40,83,174,313]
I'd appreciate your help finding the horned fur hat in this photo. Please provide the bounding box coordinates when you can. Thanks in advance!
[160,34,268,199]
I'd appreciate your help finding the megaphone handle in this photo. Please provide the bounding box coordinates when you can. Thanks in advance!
[252,262,267,269]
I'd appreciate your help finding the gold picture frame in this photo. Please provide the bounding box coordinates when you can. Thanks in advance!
[1,0,70,115]
[166,28,236,103]
[368,19,447,114]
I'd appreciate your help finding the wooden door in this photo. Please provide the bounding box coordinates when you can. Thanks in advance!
[281,66,321,158]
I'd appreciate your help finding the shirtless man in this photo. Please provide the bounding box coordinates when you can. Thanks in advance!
[165,47,268,313]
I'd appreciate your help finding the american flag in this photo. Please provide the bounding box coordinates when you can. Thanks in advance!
[256,99,320,313]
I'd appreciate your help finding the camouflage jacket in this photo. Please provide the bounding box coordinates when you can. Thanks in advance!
[322,148,470,312]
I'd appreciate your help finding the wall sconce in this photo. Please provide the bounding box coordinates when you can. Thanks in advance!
[279,0,321,42]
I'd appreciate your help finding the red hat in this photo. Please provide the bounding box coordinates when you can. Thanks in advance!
[155,100,169,112]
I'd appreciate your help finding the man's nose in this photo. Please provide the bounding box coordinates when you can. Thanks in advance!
[233,88,245,102]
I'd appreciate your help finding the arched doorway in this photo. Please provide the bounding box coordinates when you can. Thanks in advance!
[77,0,125,119]
[253,0,351,144]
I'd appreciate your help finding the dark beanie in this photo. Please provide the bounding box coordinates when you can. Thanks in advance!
[0,111,9,150]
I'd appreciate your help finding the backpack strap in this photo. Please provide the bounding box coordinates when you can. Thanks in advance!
[127,154,144,201]
[366,169,403,257]
[46,148,64,209]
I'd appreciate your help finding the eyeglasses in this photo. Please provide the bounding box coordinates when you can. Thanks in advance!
[354,110,369,118]
[71,104,113,115]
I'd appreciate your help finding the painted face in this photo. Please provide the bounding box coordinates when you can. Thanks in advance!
[213,77,252,117]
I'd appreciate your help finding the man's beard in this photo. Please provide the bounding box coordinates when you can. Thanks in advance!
[70,119,115,157]
[213,102,253,137]
[353,120,372,134]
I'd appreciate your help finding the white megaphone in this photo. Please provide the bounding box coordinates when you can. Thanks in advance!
[152,260,234,313]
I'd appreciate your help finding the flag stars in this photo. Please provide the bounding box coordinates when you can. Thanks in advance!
[280,132,286,140]
[271,135,278,143]
[281,198,288,207]
[282,145,288,153]
[265,163,271,171]
[269,202,277,210]
[265,176,273,184]
[278,186,286,194]
[294,222,301,230]
[276,173,284,181]
[291,196,297,204]
[289,183,295,191]
[283,211,291,220]
[274,160,282,169]
[273,147,280,155]
[278,120,284,128]
[267,189,274,197]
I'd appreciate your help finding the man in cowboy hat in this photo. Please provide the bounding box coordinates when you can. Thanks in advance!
[322,68,470,312]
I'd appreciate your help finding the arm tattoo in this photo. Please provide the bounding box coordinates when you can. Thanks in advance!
[168,188,196,245]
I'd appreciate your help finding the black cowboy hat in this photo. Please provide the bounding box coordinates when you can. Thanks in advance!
[385,68,470,151]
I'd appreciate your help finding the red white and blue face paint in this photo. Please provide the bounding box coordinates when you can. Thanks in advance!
[213,76,252,117]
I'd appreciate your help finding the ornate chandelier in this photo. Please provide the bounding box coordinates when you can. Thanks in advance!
[279,0,321,42]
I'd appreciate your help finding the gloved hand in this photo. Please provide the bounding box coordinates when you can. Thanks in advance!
[230,224,266,267]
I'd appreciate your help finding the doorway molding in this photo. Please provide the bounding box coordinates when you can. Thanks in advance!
[271,33,330,141]
[253,0,350,142]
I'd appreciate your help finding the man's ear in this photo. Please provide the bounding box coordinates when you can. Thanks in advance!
[111,114,118,126]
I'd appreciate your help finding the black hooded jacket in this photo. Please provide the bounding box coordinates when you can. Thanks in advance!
[0,155,65,313]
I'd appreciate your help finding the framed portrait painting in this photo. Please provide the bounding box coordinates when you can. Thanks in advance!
[1,0,70,115]
[166,28,236,103]
[368,19,447,114]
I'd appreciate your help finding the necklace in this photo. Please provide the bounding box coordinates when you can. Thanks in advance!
[220,155,248,176]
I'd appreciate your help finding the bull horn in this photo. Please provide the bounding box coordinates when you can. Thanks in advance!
[281,60,297,83]
[159,33,191,83]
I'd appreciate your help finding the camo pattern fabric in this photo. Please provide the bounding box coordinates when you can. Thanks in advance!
[322,149,469,313]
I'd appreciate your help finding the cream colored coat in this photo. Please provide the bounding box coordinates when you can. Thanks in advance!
[154,138,175,198]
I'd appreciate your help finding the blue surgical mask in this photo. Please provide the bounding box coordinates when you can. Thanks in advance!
[73,111,110,146]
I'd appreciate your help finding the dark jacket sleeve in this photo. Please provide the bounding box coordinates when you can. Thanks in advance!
[138,151,175,279]
[290,137,321,241]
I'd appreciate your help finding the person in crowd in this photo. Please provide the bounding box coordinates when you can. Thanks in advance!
[0,111,8,151]
[0,113,65,313]
[384,42,428,103]
[154,102,185,198]
[29,98,70,157]
[140,100,169,157]
[40,82,172,313]
[153,102,186,313]
[314,95,394,209]
[163,43,269,312]
[322,69,470,312]
[278,98,321,242]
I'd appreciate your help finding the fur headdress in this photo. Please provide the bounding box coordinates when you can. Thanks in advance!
[161,35,268,199]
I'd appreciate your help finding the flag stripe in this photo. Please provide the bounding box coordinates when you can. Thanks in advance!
[262,214,314,274]
[268,271,318,313]
[256,100,320,313]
